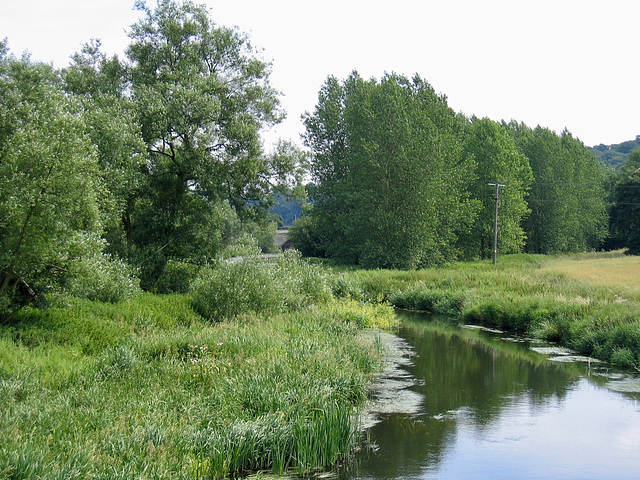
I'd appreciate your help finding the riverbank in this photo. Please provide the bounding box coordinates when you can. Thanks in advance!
[0,255,396,479]
[3,251,638,477]
[334,251,640,369]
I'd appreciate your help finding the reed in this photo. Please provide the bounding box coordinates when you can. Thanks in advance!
[0,281,391,478]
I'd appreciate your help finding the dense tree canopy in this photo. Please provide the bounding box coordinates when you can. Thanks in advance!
[460,118,533,259]
[505,123,608,254]
[122,0,297,285]
[609,149,640,254]
[0,45,107,318]
[1,0,306,318]
[303,73,476,269]
[296,74,610,267]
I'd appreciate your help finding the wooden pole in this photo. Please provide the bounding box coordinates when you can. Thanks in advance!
[488,183,506,265]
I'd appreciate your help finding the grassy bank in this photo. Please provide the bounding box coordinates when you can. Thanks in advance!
[0,255,395,479]
[336,251,640,369]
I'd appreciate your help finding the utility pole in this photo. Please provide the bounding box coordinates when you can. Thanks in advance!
[488,183,506,265]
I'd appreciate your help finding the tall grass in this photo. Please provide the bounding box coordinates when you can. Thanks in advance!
[0,254,394,478]
[336,252,640,369]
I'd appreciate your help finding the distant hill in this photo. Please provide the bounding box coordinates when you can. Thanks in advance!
[590,136,640,169]
[269,193,303,226]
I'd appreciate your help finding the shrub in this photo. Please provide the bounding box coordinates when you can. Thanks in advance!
[66,252,140,303]
[190,251,331,321]
[389,284,469,316]
[191,260,281,321]
[152,260,200,294]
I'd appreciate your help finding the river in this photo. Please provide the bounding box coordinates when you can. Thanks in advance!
[338,311,640,480]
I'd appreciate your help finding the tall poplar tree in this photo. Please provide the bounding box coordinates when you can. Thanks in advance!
[303,73,476,269]
[460,118,532,259]
[610,149,640,254]
[506,123,607,253]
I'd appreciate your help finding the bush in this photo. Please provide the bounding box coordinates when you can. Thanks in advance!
[190,251,331,321]
[389,284,469,316]
[66,253,140,303]
[152,260,200,294]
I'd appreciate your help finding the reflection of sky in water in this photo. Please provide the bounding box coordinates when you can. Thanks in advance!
[431,379,640,479]
[341,315,640,480]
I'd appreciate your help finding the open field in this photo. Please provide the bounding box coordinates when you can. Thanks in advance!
[539,250,640,298]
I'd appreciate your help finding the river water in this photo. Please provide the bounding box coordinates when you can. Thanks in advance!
[338,311,640,480]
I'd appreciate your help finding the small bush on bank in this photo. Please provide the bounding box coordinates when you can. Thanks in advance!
[389,284,471,316]
[191,251,331,321]
[65,252,141,303]
[152,260,201,294]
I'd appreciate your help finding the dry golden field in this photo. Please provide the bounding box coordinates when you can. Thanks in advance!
[540,250,640,298]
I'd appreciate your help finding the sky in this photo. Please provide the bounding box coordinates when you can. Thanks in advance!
[1,0,638,148]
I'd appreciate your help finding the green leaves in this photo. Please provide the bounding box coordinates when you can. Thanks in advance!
[123,1,289,284]
[461,118,533,259]
[506,124,608,254]
[609,149,640,254]
[0,55,106,315]
[303,73,475,269]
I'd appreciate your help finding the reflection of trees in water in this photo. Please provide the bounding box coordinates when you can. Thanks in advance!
[340,311,585,479]
[403,313,583,422]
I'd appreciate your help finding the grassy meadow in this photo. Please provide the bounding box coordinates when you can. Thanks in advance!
[2,250,640,478]
[0,254,395,479]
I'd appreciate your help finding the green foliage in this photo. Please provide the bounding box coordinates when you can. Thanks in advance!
[191,251,331,321]
[59,233,141,303]
[120,0,302,285]
[303,72,476,269]
[337,253,640,367]
[151,259,201,294]
[0,52,106,318]
[591,135,640,169]
[460,118,533,258]
[289,204,328,258]
[609,149,640,254]
[390,284,471,316]
[505,124,608,254]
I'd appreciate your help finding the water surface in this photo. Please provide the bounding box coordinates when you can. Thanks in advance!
[340,312,640,480]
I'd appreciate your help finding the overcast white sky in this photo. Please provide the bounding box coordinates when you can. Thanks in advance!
[1,0,638,148]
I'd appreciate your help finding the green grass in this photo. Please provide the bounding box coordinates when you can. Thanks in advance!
[0,255,396,479]
[336,252,640,369]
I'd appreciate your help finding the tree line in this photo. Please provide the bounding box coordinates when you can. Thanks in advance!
[1,0,638,321]
[291,72,637,268]
[0,0,305,321]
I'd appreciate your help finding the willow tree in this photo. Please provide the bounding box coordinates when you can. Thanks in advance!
[124,0,295,284]
[303,72,477,269]
[0,47,106,319]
